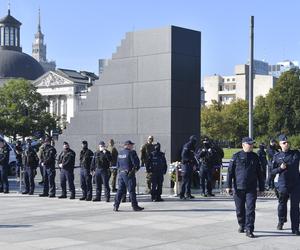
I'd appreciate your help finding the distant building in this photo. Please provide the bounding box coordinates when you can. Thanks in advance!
[33,68,98,124]
[204,63,276,105]
[98,59,109,76]
[32,9,56,72]
[269,60,299,78]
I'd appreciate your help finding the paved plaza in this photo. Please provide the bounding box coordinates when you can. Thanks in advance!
[1,181,300,250]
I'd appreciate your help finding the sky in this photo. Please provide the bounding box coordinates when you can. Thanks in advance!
[1,0,300,81]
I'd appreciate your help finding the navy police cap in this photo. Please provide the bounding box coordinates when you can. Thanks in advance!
[124,140,135,145]
[242,137,255,144]
[278,134,288,142]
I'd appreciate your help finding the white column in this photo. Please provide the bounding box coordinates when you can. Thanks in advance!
[49,99,53,114]
[56,96,60,116]
[60,98,64,116]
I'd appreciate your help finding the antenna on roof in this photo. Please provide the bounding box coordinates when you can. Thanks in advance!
[8,0,11,15]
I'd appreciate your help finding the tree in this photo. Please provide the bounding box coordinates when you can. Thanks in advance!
[0,78,58,139]
[253,95,269,138]
[266,69,300,135]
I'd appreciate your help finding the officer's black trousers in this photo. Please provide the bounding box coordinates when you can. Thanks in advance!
[95,168,110,200]
[267,162,274,189]
[200,168,213,194]
[114,172,138,208]
[234,189,257,232]
[278,187,300,231]
[80,168,92,199]
[0,165,9,192]
[24,166,35,194]
[60,168,75,197]
[151,173,164,200]
[180,164,193,197]
[43,167,56,196]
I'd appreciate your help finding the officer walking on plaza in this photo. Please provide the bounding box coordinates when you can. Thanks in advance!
[114,140,144,211]
[179,135,197,200]
[197,137,216,197]
[0,138,10,193]
[57,142,76,199]
[22,139,39,195]
[91,141,112,202]
[267,139,279,190]
[226,137,265,238]
[141,135,155,194]
[39,137,57,198]
[79,141,94,201]
[147,142,168,202]
[107,139,118,192]
[272,135,300,235]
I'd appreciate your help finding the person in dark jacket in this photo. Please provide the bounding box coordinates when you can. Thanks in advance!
[257,143,268,183]
[15,140,23,180]
[107,139,118,192]
[0,138,10,193]
[91,141,112,202]
[141,136,155,194]
[147,143,168,202]
[79,141,94,201]
[271,135,300,235]
[22,139,39,195]
[114,140,144,211]
[179,135,198,200]
[39,137,57,198]
[226,137,265,238]
[266,139,279,190]
[57,141,76,199]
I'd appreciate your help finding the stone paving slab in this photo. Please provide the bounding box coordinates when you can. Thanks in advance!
[1,191,300,250]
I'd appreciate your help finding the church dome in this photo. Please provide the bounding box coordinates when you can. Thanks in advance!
[0,49,44,80]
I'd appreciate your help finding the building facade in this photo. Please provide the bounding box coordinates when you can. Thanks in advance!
[204,63,276,105]
[269,60,299,78]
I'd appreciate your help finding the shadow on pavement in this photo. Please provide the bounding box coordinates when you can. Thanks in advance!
[255,230,293,237]
[0,225,32,228]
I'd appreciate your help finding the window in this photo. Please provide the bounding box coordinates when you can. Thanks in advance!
[0,27,2,45]
[4,27,9,46]
[15,28,18,46]
[9,27,14,46]
[232,78,235,81]
[232,85,236,90]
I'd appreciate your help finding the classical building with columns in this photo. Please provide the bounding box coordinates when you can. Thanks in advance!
[33,69,98,125]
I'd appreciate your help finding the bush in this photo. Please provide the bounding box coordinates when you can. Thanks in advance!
[289,134,300,149]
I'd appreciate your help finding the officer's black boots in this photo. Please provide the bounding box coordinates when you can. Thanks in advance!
[155,197,164,202]
[22,191,29,195]
[79,197,86,201]
[86,197,92,201]
[246,231,255,238]
[238,226,245,233]
[113,205,119,212]
[92,197,100,202]
[133,206,144,211]
[58,195,67,199]
[39,193,48,197]
[49,194,55,198]
[187,195,195,199]
[292,230,300,236]
[207,193,215,197]
[69,195,75,200]
[277,222,283,230]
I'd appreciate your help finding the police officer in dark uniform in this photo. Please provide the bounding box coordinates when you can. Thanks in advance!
[257,143,268,183]
[197,137,216,197]
[0,138,10,193]
[147,143,168,202]
[22,139,39,195]
[179,135,197,200]
[272,135,300,235]
[15,140,23,181]
[267,139,279,190]
[114,140,144,211]
[91,141,112,202]
[141,136,155,194]
[57,142,76,199]
[79,141,94,201]
[39,137,57,198]
[226,137,265,238]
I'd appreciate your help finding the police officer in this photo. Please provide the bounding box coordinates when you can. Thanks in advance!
[57,142,76,199]
[0,138,10,193]
[141,135,155,194]
[147,143,167,202]
[257,143,268,183]
[272,135,300,235]
[226,137,265,238]
[267,139,279,190]
[197,137,216,197]
[179,135,197,200]
[79,141,94,201]
[37,138,46,185]
[91,141,112,202]
[22,139,39,195]
[39,137,57,198]
[107,139,118,192]
[15,140,23,181]
[114,140,144,211]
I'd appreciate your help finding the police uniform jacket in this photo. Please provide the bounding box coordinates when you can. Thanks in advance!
[197,146,216,169]
[0,144,9,166]
[227,151,265,191]
[271,150,300,192]
[267,146,278,162]
[41,145,57,168]
[117,149,140,173]
[79,148,94,171]
[91,150,112,171]
[22,147,39,169]
[58,149,76,170]
[257,149,268,167]
[147,151,167,175]
[181,141,197,165]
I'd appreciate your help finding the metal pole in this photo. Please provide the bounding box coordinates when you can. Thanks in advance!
[249,16,254,138]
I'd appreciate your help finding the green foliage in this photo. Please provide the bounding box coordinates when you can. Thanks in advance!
[0,78,58,138]
[289,134,300,149]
